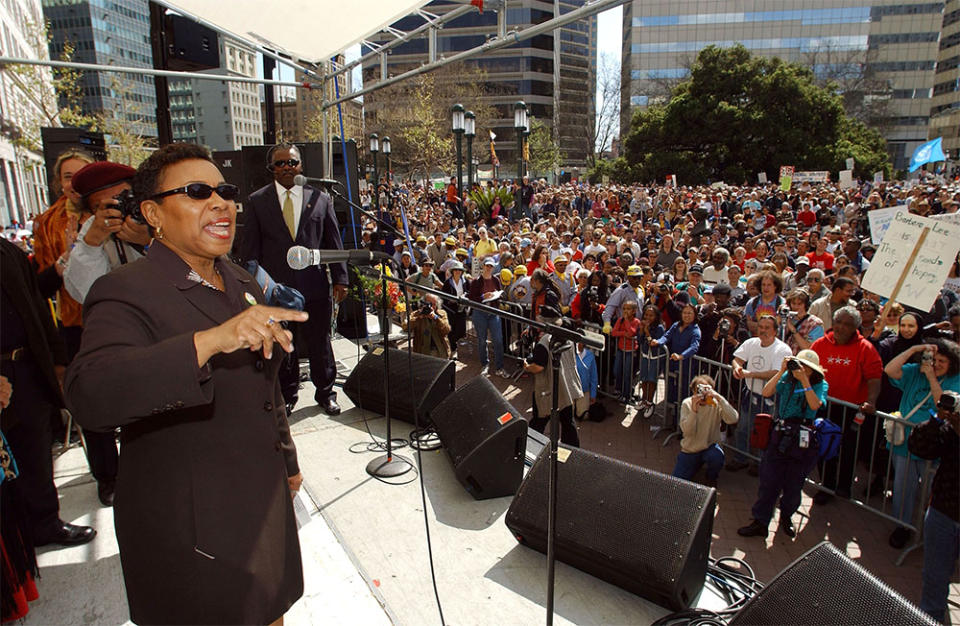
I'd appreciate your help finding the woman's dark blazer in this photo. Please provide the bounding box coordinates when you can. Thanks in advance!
[65,241,302,625]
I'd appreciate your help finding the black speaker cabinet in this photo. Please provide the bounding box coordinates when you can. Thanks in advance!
[729,542,938,626]
[505,446,715,611]
[342,348,455,425]
[41,127,107,204]
[430,377,528,499]
[163,14,220,72]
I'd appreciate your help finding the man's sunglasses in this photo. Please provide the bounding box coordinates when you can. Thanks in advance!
[272,159,300,168]
[151,183,240,202]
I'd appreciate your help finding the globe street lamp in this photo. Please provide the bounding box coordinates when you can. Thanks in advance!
[451,103,465,214]
[369,132,379,209]
[514,101,527,182]
[381,135,391,208]
[464,110,476,192]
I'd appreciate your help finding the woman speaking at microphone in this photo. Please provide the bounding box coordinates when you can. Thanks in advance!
[66,143,307,625]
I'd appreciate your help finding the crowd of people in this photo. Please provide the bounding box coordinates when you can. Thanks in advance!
[3,156,960,622]
[360,174,960,622]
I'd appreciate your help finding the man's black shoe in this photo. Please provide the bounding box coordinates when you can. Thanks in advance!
[35,521,96,547]
[97,480,115,507]
[319,398,341,416]
[737,519,768,538]
[779,516,796,538]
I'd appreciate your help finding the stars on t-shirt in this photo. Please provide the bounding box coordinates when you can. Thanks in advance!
[826,356,852,366]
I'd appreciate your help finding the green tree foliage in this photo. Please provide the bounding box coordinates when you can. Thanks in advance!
[622,44,890,184]
[527,118,562,178]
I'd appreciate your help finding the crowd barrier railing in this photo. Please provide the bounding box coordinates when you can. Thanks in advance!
[689,354,934,565]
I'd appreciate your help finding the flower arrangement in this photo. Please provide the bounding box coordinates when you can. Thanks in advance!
[351,266,406,315]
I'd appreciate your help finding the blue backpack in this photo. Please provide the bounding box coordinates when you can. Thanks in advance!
[814,418,842,462]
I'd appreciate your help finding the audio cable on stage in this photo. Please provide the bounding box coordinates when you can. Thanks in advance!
[650,556,763,626]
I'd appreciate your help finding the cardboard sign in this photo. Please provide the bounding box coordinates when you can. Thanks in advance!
[839,169,855,189]
[861,211,960,311]
[868,205,907,244]
[757,172,768,184]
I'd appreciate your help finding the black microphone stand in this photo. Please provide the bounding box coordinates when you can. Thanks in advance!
[545,332,572,626]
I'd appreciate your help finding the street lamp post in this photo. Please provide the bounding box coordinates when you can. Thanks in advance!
[382,135,391,208]
[523,118,531,179]
[451,103,465,213]
[369,133,379,209]
[464,110,476,193]
[514,101,527,182]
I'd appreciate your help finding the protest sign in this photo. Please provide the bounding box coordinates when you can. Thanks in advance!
[757,172,768,184]
[792,171,829,183]
[779,166,794,191]
[861,211,960,311]
[839,170,855,189]
[845,158,855,170]
[873,171,883,184]
[868,204,908,244]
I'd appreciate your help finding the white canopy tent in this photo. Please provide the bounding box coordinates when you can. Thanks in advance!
[157,0,436,66]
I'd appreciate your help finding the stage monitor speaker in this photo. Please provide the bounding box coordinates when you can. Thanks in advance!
[41,127,107,204]
[163,14,220,72]
[505,446,715,611]
[430,377,528,499]
[342,348,455,425]
[729,542,937,626]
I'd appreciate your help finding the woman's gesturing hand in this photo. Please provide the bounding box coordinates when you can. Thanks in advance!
[194,305,308,366]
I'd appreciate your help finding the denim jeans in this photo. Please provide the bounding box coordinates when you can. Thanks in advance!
[673,444,725,481]
[890,454,925,525]
[472,310,504,370]
[920,506,960,622]
[613,349,635,401]
[735,387,774,463]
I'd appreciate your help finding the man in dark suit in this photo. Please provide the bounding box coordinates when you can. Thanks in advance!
[1,237,96,546]
[240,143,348,415]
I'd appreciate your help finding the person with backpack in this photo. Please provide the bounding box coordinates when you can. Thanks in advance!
[738,349,828,539]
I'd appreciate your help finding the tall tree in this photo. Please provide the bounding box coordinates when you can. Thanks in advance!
[622,44,890,184]
[96,75,154,167]
[527,118,562,179]
[590,51,620,166]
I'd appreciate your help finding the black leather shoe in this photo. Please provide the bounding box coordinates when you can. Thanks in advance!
[737,519,769,538]
[320,398,341,416]
[779,516,796,538]
[35,521,96,547]
[97,480,115,507]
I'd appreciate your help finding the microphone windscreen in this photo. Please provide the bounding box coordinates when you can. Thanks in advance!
[293,174,308,187]
[287,245,312,270]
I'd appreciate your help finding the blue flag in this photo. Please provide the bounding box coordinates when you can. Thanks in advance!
[908,137,946,172]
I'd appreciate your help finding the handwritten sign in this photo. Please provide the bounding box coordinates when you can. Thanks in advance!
[757,172,768,184]
[839,169,855,189]
[868,205,908,244]
[779,166,794,192]
[793,170,830,183]
[861,211,960,311]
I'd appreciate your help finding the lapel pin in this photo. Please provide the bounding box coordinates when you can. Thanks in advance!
[244,292,257,306]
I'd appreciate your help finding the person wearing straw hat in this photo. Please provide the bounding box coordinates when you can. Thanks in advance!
[738,349,828,539]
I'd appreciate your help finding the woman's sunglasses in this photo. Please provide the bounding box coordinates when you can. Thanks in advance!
[150,183,240,202]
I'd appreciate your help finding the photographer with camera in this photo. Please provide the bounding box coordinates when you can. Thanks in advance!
[783,289,824,354]
[63,162,149,305]
[403,294,452,359]
[523,306,583,446]
[908,390,960,622]
[738,350,828,539]
[672,375,739,487]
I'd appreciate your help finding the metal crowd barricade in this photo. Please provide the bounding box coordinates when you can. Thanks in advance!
[691,354,935,565]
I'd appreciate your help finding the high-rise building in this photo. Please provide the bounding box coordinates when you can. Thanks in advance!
[362,1,596,175]
[930,0,960,159]
[169,39,263,151]
[43,0,157,139]
[621,1,945,171]
[0,0,55,224]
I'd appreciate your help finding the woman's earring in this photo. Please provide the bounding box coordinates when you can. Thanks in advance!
[155,225,163,240]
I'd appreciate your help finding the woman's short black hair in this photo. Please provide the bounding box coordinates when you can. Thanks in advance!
[132,142,215,203]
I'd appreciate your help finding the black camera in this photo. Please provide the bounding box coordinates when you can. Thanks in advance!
[418,301,434,316]
[718,318,731,334]
[937,392,959,412]
[786,358,801,371]
[113,189,146,224]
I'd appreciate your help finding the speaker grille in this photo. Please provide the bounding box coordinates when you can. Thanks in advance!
[342,348,455,425]
[730,542,938,626]
[506,446,715,609]
[432,377,521,464]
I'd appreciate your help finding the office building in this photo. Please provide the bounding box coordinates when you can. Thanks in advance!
[622,1,945,171]
[169,38,263,150]
[0,0,54,225]
[362,1,596,174]
[930,0,960,159]
[43,0,157,139]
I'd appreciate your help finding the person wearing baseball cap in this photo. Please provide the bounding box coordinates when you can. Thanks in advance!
[602,265,645,333]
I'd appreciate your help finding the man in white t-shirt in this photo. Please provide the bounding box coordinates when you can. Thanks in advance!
[583,230,607,258]
[729,316,793,470]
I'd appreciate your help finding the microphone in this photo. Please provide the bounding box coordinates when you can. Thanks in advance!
[287,245,392,270]
[293,174,341,189]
